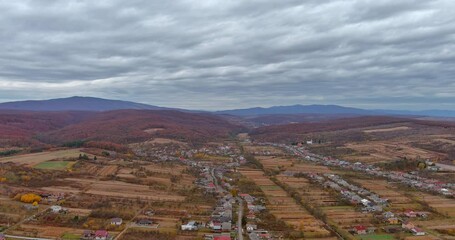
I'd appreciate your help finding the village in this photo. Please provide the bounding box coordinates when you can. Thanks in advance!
[0,137,455,240]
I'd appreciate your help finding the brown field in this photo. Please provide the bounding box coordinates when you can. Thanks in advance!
[143,163,188,175]
[345,142,445,164]
[85,180,185,201]
[350,179,418,210]
[244,145,285,155]
[322,206,373,228]
[411,192,455,217]
[7,224,90,239]
[363,126,411,133]
[257,156,294,171]
[0,149,87,167]
[147,138,187,145]
[287,161,333,174]
[277,175,339,207]
[240,169,332,237]
[98,165,118,176]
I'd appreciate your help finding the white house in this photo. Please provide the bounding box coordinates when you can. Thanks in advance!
[181,221,198,231]
[246,224,257,232]
[50,205,62,213]
[110,217,123,226]
[411,228,425,236]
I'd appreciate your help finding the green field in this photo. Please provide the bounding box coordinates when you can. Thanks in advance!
[34,161,76,170]
[355,234,395,240]
[62,233,80,239]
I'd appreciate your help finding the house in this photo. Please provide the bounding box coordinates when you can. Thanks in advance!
[136,219,153,226]
[402,222,415,230]
[95,230,109,240]
[387,217,400,225]
[50,205,62,213]
[181,221,198,231]
[246,224,257,232]
[411,227,426,236]
[23,204,38,211]
[353,225,367,235]
[110,218,122,226]
[144,210,155,216]
[212,222,222,232]
[404,210,417,218]
[247,212,256,220]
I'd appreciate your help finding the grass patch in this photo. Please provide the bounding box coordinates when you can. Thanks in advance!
[34,161,75,170]
[62,233,80,239]
[355,234,395,240]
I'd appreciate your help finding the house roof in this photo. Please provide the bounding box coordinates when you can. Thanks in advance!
[95,230,109,237]
[214,236,231,240]
[354,225,366,231]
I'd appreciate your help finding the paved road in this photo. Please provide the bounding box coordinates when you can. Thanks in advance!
[211,167,225,193]
[237,198,244,240]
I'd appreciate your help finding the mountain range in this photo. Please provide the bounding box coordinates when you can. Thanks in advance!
[1,96,455,118]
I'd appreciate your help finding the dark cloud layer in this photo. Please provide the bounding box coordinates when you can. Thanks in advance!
[0,0,454,110]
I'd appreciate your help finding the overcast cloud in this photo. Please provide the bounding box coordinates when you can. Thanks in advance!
[0,0,454,110]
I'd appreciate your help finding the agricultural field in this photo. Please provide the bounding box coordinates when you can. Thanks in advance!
[411,192,455,217]
[0,145,212,239]
[276,174,339,207]
[344,142,445,164]
[348,179,419,211]
[244,145,286,156]
[34,160,76,170]
[0,148,89,167]
[240,168,333,238]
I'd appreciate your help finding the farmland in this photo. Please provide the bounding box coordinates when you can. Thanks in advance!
[0,149,86,167]
[34,161,76,170]
[1,111,455,240]
[240,169,334,238]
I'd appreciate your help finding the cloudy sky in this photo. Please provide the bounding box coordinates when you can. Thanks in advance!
[0,0,454,110]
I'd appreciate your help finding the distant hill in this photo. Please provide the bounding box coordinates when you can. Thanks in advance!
[217,104,372,116]
[39,110,245,145]
[216,104,455,118]
[0,110,245,148]
[0,96,169,112]
[1,97,455,118]
[249,116,455,143]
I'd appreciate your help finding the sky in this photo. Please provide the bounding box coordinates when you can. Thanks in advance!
[0,0,454,110]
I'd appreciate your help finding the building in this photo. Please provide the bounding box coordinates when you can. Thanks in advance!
[136,219,153,226]
[387,217,400,225]
[181,221,198,231]
[411,228,426,236]
[353,225,367,235]
[50,205,62,213]
[246,224,257,232]
[95,230,109,240]
[110,218,123,226]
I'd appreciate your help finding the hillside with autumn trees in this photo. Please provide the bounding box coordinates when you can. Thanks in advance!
[0,110,246,148]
